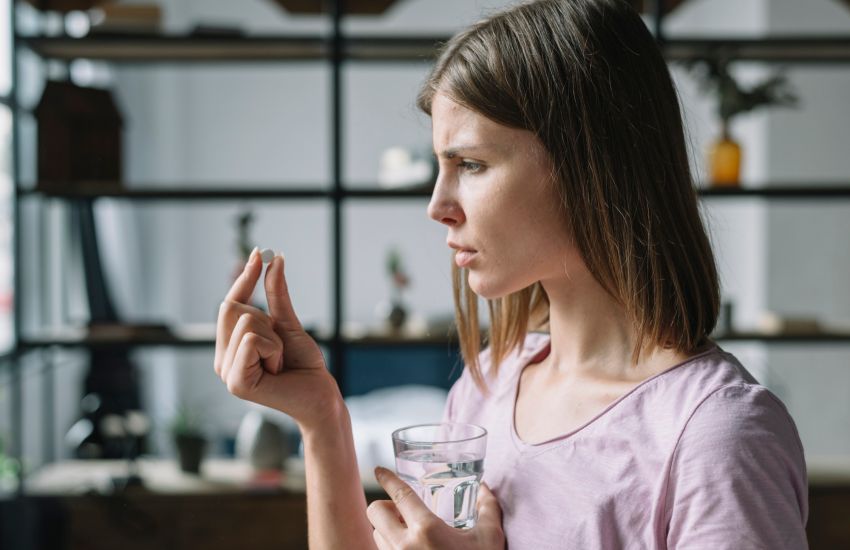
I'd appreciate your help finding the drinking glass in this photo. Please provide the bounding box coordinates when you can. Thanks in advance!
[392,422,487,529]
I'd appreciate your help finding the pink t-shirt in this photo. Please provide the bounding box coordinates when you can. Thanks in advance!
[442,332,809,549]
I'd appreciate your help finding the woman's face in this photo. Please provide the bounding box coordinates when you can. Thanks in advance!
[427,91,579,299]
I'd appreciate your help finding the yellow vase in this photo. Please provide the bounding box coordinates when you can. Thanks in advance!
[708,129,741,187]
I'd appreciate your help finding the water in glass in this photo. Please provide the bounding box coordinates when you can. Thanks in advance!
[395,449,484,529]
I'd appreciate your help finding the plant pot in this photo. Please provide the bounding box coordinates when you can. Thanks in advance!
[175,433,206,475]
[708,125,741,187]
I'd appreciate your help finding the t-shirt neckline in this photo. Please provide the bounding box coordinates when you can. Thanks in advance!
[509,334,720,453]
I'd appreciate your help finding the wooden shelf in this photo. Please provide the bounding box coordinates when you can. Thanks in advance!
[17,184,436,200]
[19,185,332,200]
[18,324,238,350]
[14,325,850,351]
[698,185,850,199]
[16,33,444,62]
[17,34,328,62]
[18,184,850,201]
[17,34,850,63]
[663,36,850,63]
[17,324,330,350]
[712,331,850,344]
[16,324,461,351]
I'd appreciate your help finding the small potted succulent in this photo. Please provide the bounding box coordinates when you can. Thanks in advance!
[685,56,799,186]
[170,405,207,475]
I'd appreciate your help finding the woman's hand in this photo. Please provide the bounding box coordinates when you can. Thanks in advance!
[214,248,342,432]
[367,467,506,550]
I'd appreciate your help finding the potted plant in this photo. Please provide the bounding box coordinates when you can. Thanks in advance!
[685,57,799,186]
[170,405,207,475]
[0,435,21,494]
[385,247,411,332]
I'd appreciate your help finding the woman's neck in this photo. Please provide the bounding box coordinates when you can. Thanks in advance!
[538,271,690,384]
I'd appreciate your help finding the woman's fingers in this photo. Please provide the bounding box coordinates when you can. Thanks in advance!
[263,254,304,335]
[374,467,432,525]
[372,527,393,550]
[216,248,263,374]
[225,248,262,303]
[215,300,271,376]
[475,482,506,545]
[219,312,282,383]
[225,331,281,400]
[367,500,406,547]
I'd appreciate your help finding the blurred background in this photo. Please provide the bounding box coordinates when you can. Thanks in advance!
[0,0,849,548]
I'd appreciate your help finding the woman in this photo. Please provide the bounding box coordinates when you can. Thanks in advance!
[214,0,809,548]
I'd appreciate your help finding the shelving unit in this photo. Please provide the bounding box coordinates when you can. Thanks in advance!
[6,1,850,433]
[3,3,850,548]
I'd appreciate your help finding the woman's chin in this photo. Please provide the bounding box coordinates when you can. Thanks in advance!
[467,274,513,301]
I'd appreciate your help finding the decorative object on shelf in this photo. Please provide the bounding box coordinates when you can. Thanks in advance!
[170,404,208,475]
[685,57,799,187]
[378,146,434,190]
[269,0,401,15]
[235,410,289,471]
[88,3,163,34]
[23,0,109,12]
[235,208,254,267]
[758,311,822,335]
[35,80,124,191]
[375,246,411,332]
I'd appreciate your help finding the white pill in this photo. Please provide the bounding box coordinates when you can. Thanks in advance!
[260,248,275,264]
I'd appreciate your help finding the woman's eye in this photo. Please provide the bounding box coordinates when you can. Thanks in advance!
[458,160,484,174]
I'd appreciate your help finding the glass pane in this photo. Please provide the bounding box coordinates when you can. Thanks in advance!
[344,63,433,189]
[0,105,12,354]
[113,65,330,188]
[343,201,454,335]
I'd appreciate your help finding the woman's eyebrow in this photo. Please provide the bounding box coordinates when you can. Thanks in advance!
[434,144,499,159]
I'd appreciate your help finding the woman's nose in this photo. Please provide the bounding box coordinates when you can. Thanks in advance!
[427,179,465,226]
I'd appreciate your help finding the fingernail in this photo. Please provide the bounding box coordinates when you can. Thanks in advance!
[248,247,259,265]
[374,466,386,479]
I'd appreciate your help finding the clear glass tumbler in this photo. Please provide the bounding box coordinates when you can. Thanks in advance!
[392,422,487,529]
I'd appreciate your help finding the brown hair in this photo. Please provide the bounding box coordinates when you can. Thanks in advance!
[417,0,719,393]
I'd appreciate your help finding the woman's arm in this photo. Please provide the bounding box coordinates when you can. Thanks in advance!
[215,250,376,549]
[302,402,377,550]
[665,384,808,548]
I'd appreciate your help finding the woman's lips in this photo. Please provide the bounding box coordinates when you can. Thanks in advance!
[455,250,477,267]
